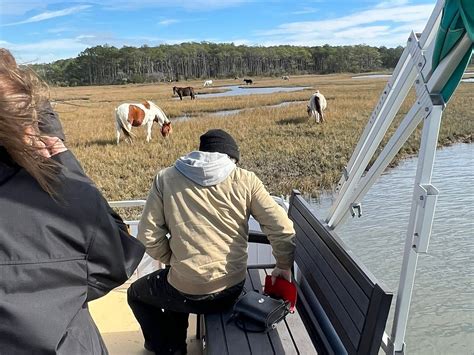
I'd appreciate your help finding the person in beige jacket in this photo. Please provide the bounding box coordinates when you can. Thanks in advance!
[127,129,295,355]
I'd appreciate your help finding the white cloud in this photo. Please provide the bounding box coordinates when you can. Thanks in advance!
[232,39,252,46]
[5,38,90,64]
[256,2,434,47]
[3,34,204,63]
[376,0,410,8]
[102,0,251,11]
[0,0,250,15]
[158,19,179,26]
[1,5,92,26]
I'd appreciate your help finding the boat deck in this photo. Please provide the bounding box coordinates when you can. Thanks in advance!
[89,281,202,355]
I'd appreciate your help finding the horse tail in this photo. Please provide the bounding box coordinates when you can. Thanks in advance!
[115,108,134,140]
[314,95,324,122]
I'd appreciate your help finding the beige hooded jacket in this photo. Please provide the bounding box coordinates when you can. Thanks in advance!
[137,151,295,295]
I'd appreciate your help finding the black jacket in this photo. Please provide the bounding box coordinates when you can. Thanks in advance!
[0,149,145,354]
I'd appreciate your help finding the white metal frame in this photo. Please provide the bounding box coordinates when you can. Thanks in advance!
[325,0,472,353]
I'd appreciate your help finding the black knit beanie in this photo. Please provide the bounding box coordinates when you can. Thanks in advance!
[199,129,240,162]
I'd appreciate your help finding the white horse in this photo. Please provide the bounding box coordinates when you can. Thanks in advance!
[203,80,213,87]
[115,100,172,144]
[307,91,327,123]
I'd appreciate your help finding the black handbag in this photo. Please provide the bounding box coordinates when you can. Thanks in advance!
[231,290,291,333]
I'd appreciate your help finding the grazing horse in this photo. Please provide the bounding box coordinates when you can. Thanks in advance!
[307,90,327,123]
[282,75,290,80]
[115,100,172,144]
[243,78,253,85]
[203,80,213,87]
[173,86,196,100]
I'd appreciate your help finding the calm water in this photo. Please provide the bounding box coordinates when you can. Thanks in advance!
[307,143,473,354]
[197,85,310,98]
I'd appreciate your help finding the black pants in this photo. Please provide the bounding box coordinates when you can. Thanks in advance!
[127,268,244,355]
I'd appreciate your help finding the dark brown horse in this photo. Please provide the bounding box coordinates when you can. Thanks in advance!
[173,86,195,100]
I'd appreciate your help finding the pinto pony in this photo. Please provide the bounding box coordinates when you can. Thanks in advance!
[115,100,172,144]
[307,90,327,123]
[173,86,195,100]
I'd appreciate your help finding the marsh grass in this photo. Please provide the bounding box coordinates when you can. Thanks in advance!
[52,74,472,209]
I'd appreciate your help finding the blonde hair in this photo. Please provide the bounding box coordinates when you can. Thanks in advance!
[0,48,58,195]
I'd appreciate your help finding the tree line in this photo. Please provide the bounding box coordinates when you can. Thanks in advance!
[31,42,405,86]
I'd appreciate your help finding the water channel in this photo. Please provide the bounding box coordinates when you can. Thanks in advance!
[196,85,311,98]
[307,143,473,354]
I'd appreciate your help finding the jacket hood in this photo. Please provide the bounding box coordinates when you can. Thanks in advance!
[174,151,236,186]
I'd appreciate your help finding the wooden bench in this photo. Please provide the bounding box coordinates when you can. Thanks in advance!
[200,190,393,354]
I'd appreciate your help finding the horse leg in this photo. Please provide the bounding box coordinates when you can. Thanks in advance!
[146,121,153,142]
[115,120,121,144]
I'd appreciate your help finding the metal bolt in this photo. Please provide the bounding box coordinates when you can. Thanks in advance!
[418,62,422,67]
[420,196,424,200]
[425,107,429,112]
[416,79,420,84]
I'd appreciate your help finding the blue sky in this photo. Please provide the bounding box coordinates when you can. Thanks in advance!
[0,0,435,64]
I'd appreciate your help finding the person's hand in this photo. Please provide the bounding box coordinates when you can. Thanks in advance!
[40,135,67,156]
[23,126,50,158]
[271,267,292,284]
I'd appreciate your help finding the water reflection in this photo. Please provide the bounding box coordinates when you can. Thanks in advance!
[308,143,474,354]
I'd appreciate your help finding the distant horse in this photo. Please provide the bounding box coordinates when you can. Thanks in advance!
[282,75,290,80]
[243,78,253,85]
[115,100,172,144]
[173,86,196,100]
[307,91,327,123]
[203,80,213,87]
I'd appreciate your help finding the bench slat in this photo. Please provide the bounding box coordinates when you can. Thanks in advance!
[291,195,375,296]
[204,313,234,354]
[296,242,361,350]
[294,222,366,331]
[358,284,393,355]
[291,207,370,314]
[289,190,392,355]
[295,226,366,332]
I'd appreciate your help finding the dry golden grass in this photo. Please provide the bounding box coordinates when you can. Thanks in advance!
[50,74,473,206]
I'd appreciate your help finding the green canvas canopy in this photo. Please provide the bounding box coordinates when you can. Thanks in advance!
[432,0,473,102]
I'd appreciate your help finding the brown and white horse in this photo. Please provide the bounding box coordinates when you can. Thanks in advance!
[115,100,172,144]
[307,91,327,123]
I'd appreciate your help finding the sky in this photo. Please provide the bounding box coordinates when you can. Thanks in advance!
[0,0,436,64]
